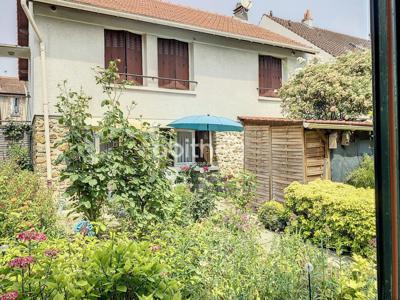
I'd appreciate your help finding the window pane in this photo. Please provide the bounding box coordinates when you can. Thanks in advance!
[259,55,282,97]
[176,131,193,163]
[195,131,211,164]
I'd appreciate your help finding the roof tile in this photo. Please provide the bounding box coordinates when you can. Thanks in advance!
[268,15,370,57]
[68,0,309,49]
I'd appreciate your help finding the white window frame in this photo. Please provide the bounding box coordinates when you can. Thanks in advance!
[174,129,196,166]
[10,97,20,116]
[174,129,214,167]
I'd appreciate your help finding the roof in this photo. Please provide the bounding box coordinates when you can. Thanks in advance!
[0,77,26,96]
[38,0,313,52]
[238,116,373,131]
[266,14,370,57]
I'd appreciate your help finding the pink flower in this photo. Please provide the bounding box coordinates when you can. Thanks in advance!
[1,291,19,300]
[180,165,190,172]
[17,230,47,242]
[150,245,161,252]
[203,166,209,172]
[8,256,35,269]
[44,249,59,258]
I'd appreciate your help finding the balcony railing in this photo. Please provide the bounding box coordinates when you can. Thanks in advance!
[119,73,198,91]
[258,87,279,98]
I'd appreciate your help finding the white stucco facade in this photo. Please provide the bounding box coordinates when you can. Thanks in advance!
[29,2,309,126]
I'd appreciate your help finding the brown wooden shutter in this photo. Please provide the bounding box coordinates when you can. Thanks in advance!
[259,56,282,97]
[158,38,189,90]
[126,32,143,85]
[175,41,189,90]
[17,0,29,81]
[104,30,126,79]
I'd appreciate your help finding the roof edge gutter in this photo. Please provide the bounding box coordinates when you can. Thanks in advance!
[33,0,316,54]
[21,0,53,185]
[303,122,373,132]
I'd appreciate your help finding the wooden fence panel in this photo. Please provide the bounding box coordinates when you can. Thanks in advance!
[271,126,305,201]
[305,130,327,182]
[244,125,271,206]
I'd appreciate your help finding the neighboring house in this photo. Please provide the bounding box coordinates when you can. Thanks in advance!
[0,76,29,122]
[260,10,371,62]
[19,0,314,183]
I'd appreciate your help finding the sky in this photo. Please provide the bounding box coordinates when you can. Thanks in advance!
[0,0,370,77]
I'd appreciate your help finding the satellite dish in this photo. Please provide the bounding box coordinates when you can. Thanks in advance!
[240,0,253,10]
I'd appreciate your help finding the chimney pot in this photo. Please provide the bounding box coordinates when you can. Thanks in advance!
[233,2,249,21]
[302,9,313,27]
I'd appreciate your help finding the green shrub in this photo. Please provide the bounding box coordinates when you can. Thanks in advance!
[285,180,375,255]
[346,155,375,188]
[8,144,32,171]
[0,233,180,299]
[225,171,257,209]
[147,214,376,299]
[0,161,58,238]
[258,200,289,232]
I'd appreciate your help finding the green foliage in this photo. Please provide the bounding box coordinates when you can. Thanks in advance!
[7,144,32,171]
[224,171,257,209]
[258,200,289,232]
[146,212,376,299]
[3,122,31,142]
[338,255,377,300]
[0,235,180,299]
[279,51,372,120]
[346,155,375,188]
[56,61,175,225]
[285,180,376,255]
[0,161,58,238]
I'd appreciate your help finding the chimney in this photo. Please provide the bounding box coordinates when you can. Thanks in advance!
[233,3,248,21]
[302,9,313,27]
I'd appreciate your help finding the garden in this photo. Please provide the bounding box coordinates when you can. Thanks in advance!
[0,62,377,299]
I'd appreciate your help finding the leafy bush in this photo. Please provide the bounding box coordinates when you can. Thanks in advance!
[224,171,257,209]
[8,144,32,171]
[146,213,376,299]
[0,232,180,299]
[0,161,58,238]
[258,200,289,232]
[56,62,174,225]
[346,155,375,188]
[285,180,375,255]
[279,50,372,120]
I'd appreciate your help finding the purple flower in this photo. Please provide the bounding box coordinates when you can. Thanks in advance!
[8,256,35,269]
[17,230,47,242]
[44,249,60,258]
[1,291,19,300]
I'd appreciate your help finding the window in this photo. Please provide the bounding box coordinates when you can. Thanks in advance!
[175,130,213,166]
[11,98,20,116]
[104,30,143,85]
[259,55,282,97]
[158,38,190,90]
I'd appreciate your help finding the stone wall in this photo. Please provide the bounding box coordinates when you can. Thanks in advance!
[213,131,244,175]
[32,116,68,193]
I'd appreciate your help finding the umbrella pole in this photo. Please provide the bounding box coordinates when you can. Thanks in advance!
[209,130,213,166]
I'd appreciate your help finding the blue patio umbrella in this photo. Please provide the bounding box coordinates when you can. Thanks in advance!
[168,115,243,132]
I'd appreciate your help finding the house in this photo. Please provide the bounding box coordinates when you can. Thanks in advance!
[18,0,314,184]
[239,116,373,203]
[259,10,371,62]
[0,76,29,122]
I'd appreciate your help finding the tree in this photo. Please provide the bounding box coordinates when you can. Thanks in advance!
[279,50,372,121]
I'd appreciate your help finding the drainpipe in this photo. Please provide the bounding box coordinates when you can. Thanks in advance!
[21,0,52,185]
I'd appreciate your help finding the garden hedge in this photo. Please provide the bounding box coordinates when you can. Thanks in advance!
[285,180,375,255]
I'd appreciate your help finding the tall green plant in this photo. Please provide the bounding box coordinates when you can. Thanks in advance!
[56,62,174,226]
[346,155,375,188]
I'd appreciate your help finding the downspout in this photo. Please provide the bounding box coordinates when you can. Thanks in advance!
[21,0,52,185]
